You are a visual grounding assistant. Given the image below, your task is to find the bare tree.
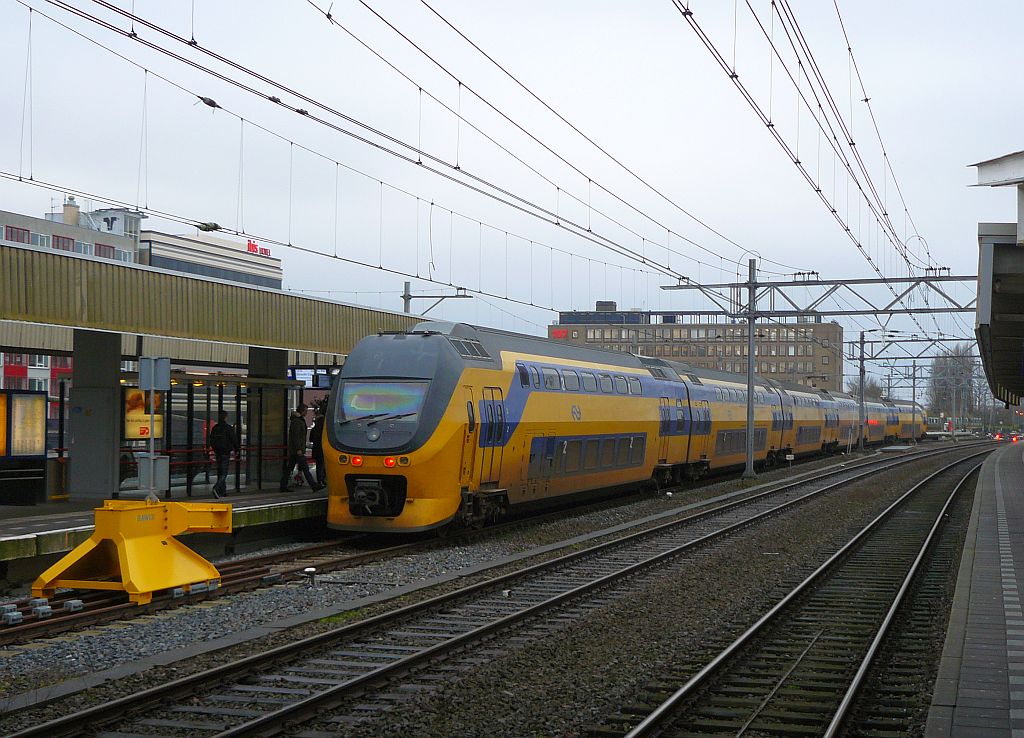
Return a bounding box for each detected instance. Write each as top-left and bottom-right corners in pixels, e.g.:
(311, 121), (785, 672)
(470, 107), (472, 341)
(927, 344), (979, 416)
(846, 376), (884, 399)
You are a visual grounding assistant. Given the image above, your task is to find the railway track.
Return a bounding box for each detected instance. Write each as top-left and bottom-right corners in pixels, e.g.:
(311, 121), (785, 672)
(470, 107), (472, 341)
(601, 451), (987, 738)
(5, 444), (984, 737)
(0, 445), (944, 646)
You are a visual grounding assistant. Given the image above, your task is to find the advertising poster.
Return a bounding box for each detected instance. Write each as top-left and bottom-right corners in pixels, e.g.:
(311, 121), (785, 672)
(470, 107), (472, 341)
(124, 389), (164, 439)
(0, 394), (7, 456)
(10, 393), (46, 456)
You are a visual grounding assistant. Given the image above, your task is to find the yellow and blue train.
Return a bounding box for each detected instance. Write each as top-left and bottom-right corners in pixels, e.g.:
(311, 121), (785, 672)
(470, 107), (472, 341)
(324, 322), (926, 533)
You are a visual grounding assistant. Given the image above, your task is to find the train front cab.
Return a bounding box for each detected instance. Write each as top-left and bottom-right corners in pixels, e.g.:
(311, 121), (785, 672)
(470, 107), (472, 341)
(324, 332), (473, 533)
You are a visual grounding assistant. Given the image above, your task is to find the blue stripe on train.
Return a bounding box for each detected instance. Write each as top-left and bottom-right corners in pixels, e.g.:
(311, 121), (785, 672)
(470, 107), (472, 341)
(477, 362), (708, 449)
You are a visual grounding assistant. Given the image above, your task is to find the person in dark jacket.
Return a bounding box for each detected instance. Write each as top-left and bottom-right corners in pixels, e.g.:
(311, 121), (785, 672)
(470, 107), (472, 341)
(311, 403), (327, 487)
(207, 410), (239, 499)
(281, 403), (322, 492)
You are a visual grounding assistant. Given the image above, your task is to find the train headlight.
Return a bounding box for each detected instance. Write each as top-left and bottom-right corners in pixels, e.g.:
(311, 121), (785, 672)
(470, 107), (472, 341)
(366, 427), (382, 442)
(339, 454), (349, 464)
(398, 456), (410, 466)
(383, 456), (397, 468)
(351, 455), (363, 466)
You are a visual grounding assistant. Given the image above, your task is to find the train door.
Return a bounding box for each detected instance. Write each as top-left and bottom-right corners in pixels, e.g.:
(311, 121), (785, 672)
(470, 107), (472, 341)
(522, 431), (553, 498)
(658, 397), (671, 463)
(459, 386), (477, 488)
(690, 400), (710, 460)
(479, 387), (505, 488)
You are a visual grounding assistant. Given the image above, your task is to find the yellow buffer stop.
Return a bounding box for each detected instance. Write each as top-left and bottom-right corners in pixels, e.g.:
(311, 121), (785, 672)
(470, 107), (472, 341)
(32, 499), (232, 605)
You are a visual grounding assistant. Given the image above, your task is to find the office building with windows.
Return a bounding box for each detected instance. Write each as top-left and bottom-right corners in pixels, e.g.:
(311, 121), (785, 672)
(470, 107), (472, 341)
(1, 197), (139, 264)
(1, 197), (283, 408)
(138, 232), (282, 289)
(549, 302), (844, 392)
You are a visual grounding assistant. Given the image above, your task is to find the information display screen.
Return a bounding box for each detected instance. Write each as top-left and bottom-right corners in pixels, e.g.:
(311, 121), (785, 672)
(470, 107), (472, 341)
(124, 389), (164, 439)
(10, 393), (46, 456)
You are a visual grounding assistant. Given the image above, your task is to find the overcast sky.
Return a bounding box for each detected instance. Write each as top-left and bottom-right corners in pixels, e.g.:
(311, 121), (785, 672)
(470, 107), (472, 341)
(0, 0), (1018, 396)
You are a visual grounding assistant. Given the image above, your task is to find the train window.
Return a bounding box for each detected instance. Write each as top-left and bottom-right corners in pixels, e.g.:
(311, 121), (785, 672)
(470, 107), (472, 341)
(494, 404), (504, 442)
(485, 404), (494, 442)
(542, 367), (561, 390)
(615, 437), (631, 466)
(614, 375), (628, 394)
(581, 372), (598, 392)
(628, 377), (642, 395)
(530, 366), (541, 388)
(584, 439), (600, 469)
(563, 371), (581, 391)
(565, 440), (582, 472)
(630, 435), (646, 464)
(600, 439), (616, 467)
(715, 388), (723, 401)
(467, 401), (476, 432)
(516, 363), (529, 387)
(599, 374), (613, 393)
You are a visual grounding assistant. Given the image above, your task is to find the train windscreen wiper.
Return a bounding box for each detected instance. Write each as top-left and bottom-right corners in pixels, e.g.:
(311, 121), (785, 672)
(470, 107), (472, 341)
(365, 412), (417, 426)
(337, 412), (389, 426)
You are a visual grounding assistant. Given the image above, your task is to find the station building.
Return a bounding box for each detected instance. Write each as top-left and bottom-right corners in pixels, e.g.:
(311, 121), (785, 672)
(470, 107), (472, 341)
(550, 301), (844, 392)
(0, 198), (284, 397)
(0, 197), (377, 501)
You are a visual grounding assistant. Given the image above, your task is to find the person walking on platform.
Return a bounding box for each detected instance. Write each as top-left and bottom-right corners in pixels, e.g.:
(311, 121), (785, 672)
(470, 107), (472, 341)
(281, 403), (322, 492)
(208, 410), (239, 499)
(311, 402), (327, 488)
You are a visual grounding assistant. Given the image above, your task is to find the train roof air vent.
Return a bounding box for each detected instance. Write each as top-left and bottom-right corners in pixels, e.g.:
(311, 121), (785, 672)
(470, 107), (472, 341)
(449, 338), (491, 360)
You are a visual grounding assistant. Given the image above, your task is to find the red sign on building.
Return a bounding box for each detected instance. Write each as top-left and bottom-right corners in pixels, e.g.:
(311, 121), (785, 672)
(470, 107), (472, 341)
(550, 328), (568, 339)
(247, 239), (272, 258)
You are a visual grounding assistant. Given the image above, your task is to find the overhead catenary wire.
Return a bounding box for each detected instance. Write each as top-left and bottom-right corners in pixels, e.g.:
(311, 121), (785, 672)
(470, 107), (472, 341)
(32, 0), (682, 286)
(80, 0), (709, 282)
(672, 1), (931, 337)
(830, 0), (929, 265)
(0, 166), (578, 318)
(347, 0), (807, 276)
(772, 0), (922, 271)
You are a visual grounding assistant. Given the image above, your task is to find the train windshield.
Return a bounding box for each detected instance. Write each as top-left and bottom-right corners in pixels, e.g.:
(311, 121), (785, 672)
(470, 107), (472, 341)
(338, 381), (429, 422)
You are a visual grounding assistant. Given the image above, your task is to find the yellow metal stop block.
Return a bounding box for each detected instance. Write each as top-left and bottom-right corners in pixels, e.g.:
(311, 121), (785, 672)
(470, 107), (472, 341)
(32, 499), (232, 605)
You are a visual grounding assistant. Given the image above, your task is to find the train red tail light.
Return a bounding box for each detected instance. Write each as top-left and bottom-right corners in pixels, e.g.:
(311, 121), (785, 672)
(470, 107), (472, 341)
(351, 455), (364, 466)
(383, 456), (397, 468)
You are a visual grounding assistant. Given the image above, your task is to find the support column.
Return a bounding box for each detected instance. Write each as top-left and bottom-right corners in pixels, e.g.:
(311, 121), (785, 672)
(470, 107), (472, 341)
(248, 347), (288, 490)
(68, 330), (122, 499)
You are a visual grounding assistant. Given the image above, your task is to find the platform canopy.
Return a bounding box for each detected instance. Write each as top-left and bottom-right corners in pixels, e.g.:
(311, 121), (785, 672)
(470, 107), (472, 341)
(0, 243), (419, 359)
(977, 224), (1024, 406)
(973, 150), (1024, 406)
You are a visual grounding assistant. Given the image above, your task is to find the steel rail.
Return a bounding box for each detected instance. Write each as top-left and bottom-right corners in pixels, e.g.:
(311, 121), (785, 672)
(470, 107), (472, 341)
(821, 463), (982, 737)
(623, 450), (990, 737)
(0, 445), (943, 645)
(6, 444), (979, 737)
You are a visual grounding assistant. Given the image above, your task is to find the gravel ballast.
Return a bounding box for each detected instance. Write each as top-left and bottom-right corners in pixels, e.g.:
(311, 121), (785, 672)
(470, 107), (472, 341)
(0, 446), (963, 732)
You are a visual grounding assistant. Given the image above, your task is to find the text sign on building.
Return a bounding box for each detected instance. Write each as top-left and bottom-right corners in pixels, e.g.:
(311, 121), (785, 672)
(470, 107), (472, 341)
(246, 239), (272, 257)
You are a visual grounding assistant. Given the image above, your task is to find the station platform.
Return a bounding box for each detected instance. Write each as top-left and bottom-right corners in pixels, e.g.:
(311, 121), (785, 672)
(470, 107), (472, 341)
(929, 443), (1024, 737)
(0, 483), (328, 589)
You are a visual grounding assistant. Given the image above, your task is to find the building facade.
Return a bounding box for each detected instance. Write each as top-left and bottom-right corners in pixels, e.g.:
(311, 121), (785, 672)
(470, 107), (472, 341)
(1, 198), (284, 400)
(550, 302), (844, 392)
(138, 232), (282, 289)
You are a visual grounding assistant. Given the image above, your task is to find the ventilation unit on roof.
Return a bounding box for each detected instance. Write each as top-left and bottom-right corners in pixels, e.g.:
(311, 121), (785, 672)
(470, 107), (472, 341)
(450, 338), (491, 360)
